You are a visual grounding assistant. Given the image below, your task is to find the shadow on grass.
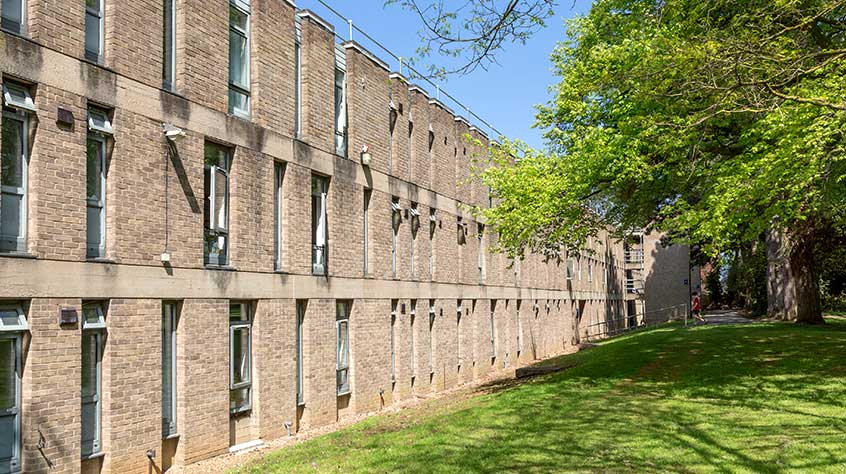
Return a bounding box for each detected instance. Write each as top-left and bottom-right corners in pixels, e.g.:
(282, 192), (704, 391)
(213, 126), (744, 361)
(237, 319), (846, 474)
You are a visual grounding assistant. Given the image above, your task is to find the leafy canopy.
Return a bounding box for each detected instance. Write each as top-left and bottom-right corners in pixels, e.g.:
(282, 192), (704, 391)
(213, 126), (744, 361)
(479, 0), (846, 259)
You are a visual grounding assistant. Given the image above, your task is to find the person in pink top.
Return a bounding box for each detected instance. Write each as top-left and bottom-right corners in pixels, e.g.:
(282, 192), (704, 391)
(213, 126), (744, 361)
(692, 291), (706, 324)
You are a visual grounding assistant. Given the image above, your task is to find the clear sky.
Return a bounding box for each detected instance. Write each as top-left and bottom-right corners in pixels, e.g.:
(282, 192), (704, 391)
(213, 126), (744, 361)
(298, 0), (595, 150)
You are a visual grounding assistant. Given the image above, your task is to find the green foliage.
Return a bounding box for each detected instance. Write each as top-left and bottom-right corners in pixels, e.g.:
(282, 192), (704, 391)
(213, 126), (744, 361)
(725, 242), (769, 315)
(234, 320), (846, 473)
(478, 0), (846, 259)
(704, 268), (723, 308)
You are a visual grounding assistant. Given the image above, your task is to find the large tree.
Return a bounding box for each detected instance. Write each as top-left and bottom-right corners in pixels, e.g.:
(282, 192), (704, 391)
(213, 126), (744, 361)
(477, 0), (846, 324)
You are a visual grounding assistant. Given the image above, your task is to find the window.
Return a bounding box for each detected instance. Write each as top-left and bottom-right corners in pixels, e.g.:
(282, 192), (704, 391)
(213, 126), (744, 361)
(516, 301), (523, 356)
(295, 300), (305, 406)
(274, 163), (284, 271)
(390, 300), (397, 382)
(566, 258), (574, 280)
(1, 0), (25, 34)
(577, 257), (582, 281)
(84, 0), (104, 63)
(489, 300), (496, 358)
(363, 190), (371, 275)
(427, 301), (434, 374)
(228, 0), (250, 117)
(204, 143), (230, 266)
(229, 302), (252, 414)
(391, 197), (400, 278)
(81, 302), (105, 458)
(336, 301), (350, 396)
(86, 107), (111, 259)
(428, 209), (436, 278)
(311, 175), (328, 275)
(457, 216), (466, 245)
(0, 303), (26, 474)
(388, 99), (397, 174)
(410, 203), (419, 278)
(477, 223), (485, 283)
(409, 303), (416, 380)
(334, 45), (347, 157)
(1, 82), (32, 254)
(588, 261), (593, 283)
(162, 0), (176, 90)
(294, 16), (302, 138)
(456, 301), (462, 370)
(162, 302), (177, 438)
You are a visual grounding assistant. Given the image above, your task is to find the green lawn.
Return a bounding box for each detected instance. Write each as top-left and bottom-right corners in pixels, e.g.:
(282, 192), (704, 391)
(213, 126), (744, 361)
(235, 319), (846, 474)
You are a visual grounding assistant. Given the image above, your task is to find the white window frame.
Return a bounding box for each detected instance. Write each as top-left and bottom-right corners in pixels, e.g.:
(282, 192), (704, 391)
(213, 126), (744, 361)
(162, 0), (176, 90)
(228, 0), (251, 118)
(0, 103), (28, 254)
(294, 16), (302, 138)
(84, 0), (104, 63)
(489, 301), (496, 358)
(161, 302), (178, 438)
(311, 175), (328, 275)
(274, 163), (284, 271)
(428, 209), (436, 278)
(335, 301), (350, 396)
(456, 301), (462, 370)
(334, 46), (347, 157)
(409, 203), (419, 278)
(391, 197), (401, 278)
(409, 302), (416, 380)
(390, 301), (397, 383)
(81, 302), (105, 458)
(204, 143), (230, 266)
(0, 303), (26, 474)
(1, 0), (26, 35)
(85, 125), (108, 260)
(477, 223), (485, 283)
(363, 189), (371, 275)
(229, 302), (252, 414)
(296, 300), (305, 406)
(427, 301), (434, 375)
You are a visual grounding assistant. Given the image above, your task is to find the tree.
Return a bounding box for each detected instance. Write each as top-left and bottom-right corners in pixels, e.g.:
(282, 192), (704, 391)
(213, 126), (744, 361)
(385, 0), (557, 78)
(478, 0), (846, 324)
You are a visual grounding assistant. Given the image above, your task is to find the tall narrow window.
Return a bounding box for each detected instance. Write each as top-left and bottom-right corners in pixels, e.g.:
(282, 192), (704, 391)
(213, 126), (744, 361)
(81, 302), (106, 458)
(516, 301), (523, 356)
(229, 302), (252, 413)
(363, 189), (371, 275)
(566, 258), (574, 280)
(388, 99), (397, 174)
(86, 107), (111, 259)
(162, 302), (177, 438)
(229, 0), (250, 117)
(296, 300), (305, 405)
(274, 163), (284, 271)
(294, 15), (302, 138)
(428, 209), (436, 279)
(336, 301), (350, 396)
(311, 175), (328, 275)
(0, 303), (27, 474)
(477, 223), (485, 283)
(334, 45), (347, 157)
(456, 301), (462, 371)
(489, 300), (496, 358)
(391, 197), (401, 278)
(409, 304), (416, 381)
(1, 0), (25, 34)
(409, 203), (419, 278)
(204, 143), (230, 266)
(1, 82), (33, 254)
(588, 261), (593, 284)
(390, 300), (397, 383)
(162, 0), (176, 90)
(84, 0), (104, 62)
(427, 301), (434, 374)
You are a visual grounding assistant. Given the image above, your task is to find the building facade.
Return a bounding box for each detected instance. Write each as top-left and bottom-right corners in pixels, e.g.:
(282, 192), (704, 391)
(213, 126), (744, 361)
(0, 1), (648, 473)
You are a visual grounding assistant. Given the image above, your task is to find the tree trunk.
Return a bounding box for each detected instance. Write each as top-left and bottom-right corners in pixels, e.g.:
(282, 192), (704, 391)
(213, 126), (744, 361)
(766, 222), (824, 324)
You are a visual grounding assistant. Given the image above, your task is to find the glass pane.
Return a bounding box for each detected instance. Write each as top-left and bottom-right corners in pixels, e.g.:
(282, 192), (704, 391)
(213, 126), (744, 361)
(84, 11), (100, 59)
(162, 0), (175, 87)
(0, 193), (21, 240)
(0, 414), (13, 460)
(0, 310), (18, 327)
(1, 118), (23, 188)
(161, 307), (174, 432)
(86, 205), (102, 254)
(231, 327), (249, 385)
(229, 387), (249, 412)
(1, 0), (22, 31)
(86, 139), (102, 200)
(0, 339), (15, 409)
(81, 401), (96, 444)
(229, 303), (248, 322)
(228, 88), (249, 116)
(81, 334), (97, 397)
(86, 0), (99, 9)
(214, 169), (227, 230)
(228, 17), (248, 89)
(229, 5), (247, 30)
(337, 321), (348, 367)
(336, 368), (348, 393)
(203, 143), (227, 168)
(83, 306), (102, 325)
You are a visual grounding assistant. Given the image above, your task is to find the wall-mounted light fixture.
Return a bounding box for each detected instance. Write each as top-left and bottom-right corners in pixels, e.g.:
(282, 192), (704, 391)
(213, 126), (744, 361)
(360, 144), (372, 166)
(162, 123), (185, 142)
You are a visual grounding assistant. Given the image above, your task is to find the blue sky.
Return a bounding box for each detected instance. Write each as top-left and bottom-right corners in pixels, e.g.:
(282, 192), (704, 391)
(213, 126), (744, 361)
(298, 0), (594, 150)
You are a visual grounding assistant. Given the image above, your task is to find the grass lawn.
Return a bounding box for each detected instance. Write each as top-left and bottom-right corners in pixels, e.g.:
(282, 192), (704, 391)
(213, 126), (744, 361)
(234, 319), (846, 474)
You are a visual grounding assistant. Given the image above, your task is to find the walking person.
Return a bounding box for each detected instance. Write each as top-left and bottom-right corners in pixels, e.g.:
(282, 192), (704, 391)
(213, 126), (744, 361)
(692, 291), (706, 324)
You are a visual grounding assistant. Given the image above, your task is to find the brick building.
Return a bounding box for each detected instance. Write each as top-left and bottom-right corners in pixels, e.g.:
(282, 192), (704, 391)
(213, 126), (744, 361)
(0, 1), (653, 473)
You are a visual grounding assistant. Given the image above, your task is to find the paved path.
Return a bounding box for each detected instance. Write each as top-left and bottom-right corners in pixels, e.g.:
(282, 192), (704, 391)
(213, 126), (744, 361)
(694, 310), (753, 326)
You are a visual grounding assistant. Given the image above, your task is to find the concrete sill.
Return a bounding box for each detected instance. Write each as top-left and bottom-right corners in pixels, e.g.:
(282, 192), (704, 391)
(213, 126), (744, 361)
(337, 391), (351, 398)
(86, 258), (116, 264)
(229, 440), (264, 454)
(164, 433), (180, 441)
(0, 252), (36, 260)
